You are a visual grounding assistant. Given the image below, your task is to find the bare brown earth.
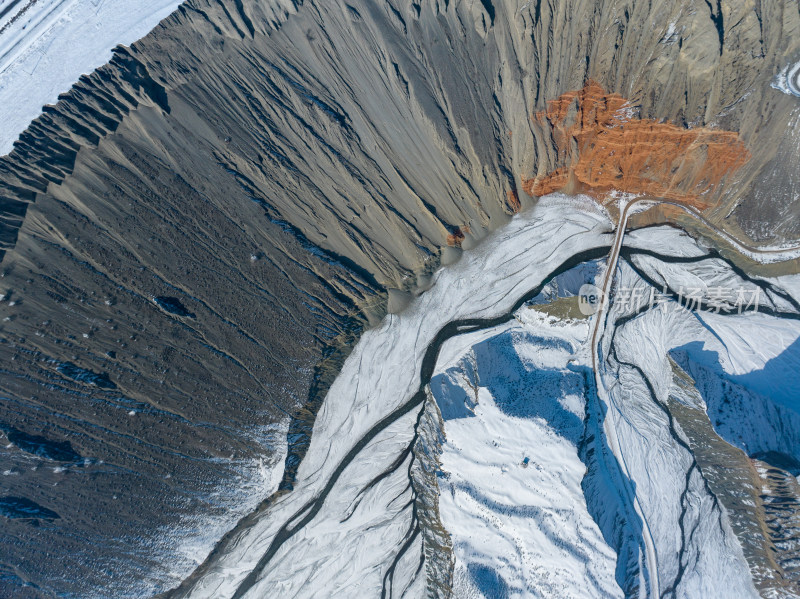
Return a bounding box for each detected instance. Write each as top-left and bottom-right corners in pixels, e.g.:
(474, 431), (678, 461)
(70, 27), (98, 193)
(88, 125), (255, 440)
(522, 81), (751, 210)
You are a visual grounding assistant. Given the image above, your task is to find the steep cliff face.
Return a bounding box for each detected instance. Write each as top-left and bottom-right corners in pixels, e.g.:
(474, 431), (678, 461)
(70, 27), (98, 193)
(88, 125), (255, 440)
(2, 0), (799, 269)
(0, 0), (799, 596)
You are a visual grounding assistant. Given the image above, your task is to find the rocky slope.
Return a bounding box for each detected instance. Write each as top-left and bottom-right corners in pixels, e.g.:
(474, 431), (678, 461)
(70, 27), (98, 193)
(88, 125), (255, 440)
(0, 0), (799, 596)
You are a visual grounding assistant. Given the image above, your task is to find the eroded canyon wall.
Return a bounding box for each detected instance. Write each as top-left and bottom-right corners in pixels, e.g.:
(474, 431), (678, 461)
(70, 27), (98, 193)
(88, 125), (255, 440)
(0, 0), (799, 595)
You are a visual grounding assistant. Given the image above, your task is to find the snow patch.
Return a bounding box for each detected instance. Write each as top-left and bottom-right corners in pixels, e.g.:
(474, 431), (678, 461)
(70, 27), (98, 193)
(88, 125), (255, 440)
(0, 0), (182, 155)
(772, 60), (800, 98)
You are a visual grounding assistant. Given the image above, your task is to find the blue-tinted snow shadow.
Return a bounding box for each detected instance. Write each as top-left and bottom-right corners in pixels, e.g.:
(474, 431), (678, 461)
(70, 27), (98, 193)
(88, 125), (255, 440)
(673, 336), (800, 412)
(528, 259), (604, 305)
(671, 337), (800, 466)
(572, 363), (645, 597)
(431, 329), (646, 596)
(431, 331), (584, 442)
(467, 563), (510, 599)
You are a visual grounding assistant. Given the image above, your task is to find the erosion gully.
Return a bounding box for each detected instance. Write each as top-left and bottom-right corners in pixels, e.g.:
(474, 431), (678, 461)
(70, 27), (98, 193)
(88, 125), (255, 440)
(170, 212), (800, 599)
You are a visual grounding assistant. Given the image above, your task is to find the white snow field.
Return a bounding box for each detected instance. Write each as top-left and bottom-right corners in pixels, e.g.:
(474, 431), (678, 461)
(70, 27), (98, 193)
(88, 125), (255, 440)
(596, 262), (761, 599)
(431, 310), (624, 599)
(622, 251), (800, 458)
(173, 195), (616, 598)
(170, 198), (800, 598)
(0, 0), (182, 155)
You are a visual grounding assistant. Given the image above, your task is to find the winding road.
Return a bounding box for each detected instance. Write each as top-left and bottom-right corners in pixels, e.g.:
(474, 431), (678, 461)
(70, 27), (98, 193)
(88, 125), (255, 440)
(588, 196), (800, 597)
(589, 198), (661, 597)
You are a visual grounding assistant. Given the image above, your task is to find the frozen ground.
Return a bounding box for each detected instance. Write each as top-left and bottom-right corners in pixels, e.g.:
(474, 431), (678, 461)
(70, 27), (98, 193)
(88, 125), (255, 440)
(773, 60), (800, 98)
(431, 310), (623, 598)
(151, 420), (290, 596)
(170, 195), (616, 598)
(429, 248), (784, 598)
(165, 198), (800, 598)
(0, 0), (182, 155)
(606, 232), (800, 597)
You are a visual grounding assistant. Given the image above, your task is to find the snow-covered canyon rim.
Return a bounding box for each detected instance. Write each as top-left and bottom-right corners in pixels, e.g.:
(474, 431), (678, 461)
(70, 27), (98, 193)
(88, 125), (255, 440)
(0, 0), (183, 155)
(161, 195), (800, 599)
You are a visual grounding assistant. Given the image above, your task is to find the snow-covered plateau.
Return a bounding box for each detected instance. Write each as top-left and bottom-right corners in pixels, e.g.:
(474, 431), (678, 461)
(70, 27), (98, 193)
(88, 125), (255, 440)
(163, 196), (800, 599)
(0, 0), (182, 155)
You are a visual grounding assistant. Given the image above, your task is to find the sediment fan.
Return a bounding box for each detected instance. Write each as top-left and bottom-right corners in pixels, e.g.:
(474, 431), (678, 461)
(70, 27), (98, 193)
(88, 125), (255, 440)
(0, 0), (799, 598)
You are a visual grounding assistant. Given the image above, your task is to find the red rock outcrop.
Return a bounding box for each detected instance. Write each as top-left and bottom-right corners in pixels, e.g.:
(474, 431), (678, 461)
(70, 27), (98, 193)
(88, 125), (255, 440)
(446, 225), (470, 246)
(506, 190), (522, 214)
(522, 81), (750, 209)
